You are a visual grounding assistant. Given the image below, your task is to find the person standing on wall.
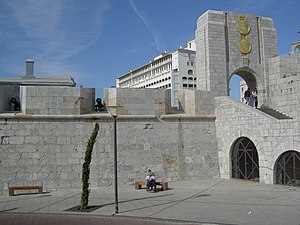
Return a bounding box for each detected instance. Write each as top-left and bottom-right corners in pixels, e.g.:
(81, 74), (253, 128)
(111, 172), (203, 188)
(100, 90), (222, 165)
(244, 88), (251, 105)
(252, 88), (258, 108)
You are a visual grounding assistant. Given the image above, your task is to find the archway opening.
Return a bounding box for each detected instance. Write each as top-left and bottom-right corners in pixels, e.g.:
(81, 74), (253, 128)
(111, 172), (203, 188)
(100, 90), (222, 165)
(274, 150), (300, 186)
(231, 137), (259, 181)
(229, 70), (257, 103)
(229, 74), (244, 101)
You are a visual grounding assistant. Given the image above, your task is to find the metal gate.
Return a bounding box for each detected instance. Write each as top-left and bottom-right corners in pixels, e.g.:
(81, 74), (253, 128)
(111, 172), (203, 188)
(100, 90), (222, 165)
(231, 137), (259, 181)
(275, 151), (300, 186)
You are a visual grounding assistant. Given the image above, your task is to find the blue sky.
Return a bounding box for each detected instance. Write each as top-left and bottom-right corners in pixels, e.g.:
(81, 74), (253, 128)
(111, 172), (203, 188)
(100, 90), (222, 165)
(0, 0), (299, 99)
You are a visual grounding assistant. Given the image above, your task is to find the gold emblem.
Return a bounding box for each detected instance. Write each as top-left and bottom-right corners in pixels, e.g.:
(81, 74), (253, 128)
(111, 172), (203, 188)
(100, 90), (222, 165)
(237, 17), (250, 35)
(238, 36), (251, 54)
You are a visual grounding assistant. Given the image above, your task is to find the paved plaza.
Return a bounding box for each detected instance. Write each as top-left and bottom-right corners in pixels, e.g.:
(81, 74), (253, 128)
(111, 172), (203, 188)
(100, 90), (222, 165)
(0, 179), (299, 225)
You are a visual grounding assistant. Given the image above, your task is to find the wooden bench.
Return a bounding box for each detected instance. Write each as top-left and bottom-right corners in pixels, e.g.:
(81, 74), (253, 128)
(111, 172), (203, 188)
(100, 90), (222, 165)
(8, 186), (43, 196)
(135, 181), (168, 191)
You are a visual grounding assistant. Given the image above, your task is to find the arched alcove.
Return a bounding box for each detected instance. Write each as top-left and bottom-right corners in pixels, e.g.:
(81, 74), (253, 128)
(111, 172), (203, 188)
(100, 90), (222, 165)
(274, 150), (300, 186)
(231, 137), (259, 181)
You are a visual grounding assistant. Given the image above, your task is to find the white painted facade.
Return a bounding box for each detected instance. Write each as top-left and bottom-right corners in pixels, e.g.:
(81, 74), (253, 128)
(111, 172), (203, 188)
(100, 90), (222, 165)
(239, 80), (247, 103)
(116, 39), (196, 108)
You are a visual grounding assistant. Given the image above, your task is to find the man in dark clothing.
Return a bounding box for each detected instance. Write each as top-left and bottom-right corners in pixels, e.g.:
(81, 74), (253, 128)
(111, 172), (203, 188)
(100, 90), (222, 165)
(244, 88), (251, 105)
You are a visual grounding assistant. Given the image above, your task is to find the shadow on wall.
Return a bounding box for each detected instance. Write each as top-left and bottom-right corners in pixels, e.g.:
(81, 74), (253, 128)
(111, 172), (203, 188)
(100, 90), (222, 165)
(0, 85), (20, 113)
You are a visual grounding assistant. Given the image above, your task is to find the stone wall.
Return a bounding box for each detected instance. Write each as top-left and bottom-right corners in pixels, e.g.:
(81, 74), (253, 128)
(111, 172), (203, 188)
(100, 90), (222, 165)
(214, 96), (299, 184)
(268, 54), (300, 119)
(196, 10), (278, 103)
(0, 114), (219, 195)
(104, 88), (171, 116)
(21, 86), (95, 115)
(178, 90), (215, 115)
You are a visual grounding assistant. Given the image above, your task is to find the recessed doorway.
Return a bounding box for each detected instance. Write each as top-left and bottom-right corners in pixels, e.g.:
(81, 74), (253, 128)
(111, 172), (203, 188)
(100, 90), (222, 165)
(231, 137), (259, 181)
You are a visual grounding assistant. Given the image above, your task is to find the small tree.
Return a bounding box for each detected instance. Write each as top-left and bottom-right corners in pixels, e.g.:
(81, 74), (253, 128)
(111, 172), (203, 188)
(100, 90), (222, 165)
(80, 123), (99, 211)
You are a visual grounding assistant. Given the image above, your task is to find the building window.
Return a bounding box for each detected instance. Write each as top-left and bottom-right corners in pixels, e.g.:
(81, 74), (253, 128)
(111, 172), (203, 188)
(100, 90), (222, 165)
(188, 84), (193, 87)
(188, 77), (193, 80)
(188, 70), (193, 75)
(183, 84), (187, 87)
(182, 77), (187, 80)
(191, 62), (194, 66)
(187, 62), (189, 66)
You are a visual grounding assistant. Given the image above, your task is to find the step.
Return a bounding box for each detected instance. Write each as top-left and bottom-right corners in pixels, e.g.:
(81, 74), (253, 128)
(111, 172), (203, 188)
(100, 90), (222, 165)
(257, 105), (292, 120)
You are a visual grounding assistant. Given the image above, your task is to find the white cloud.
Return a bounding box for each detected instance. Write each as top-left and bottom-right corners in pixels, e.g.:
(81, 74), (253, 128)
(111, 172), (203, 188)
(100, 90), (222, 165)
(2, 0), (110, 60)
(0, 0), (111, 79)
(129, 0), (165, 53)
(5, 0), (63, 39)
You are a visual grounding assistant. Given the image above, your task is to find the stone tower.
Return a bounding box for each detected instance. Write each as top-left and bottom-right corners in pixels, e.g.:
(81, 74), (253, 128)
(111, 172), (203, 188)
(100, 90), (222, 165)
(196, 10), (278, 105)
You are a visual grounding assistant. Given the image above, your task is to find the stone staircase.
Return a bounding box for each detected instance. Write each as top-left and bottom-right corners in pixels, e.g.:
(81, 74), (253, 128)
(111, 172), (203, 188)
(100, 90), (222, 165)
(257, 105), (293, 120)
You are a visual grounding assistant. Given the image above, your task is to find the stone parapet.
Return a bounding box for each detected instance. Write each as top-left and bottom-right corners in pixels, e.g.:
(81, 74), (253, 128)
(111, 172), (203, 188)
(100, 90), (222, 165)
(20, 86), (95, 115)
(104, 88), (171, 116)
(178, 90), (215, 116)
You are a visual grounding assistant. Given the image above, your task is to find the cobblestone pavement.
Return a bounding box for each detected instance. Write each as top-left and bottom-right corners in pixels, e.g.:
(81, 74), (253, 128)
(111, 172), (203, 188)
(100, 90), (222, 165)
(0, 179), (299, 225)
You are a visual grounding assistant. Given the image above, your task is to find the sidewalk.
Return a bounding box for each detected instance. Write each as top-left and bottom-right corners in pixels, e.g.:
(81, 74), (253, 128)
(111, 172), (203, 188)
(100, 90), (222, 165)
(0, 179), (299, 225)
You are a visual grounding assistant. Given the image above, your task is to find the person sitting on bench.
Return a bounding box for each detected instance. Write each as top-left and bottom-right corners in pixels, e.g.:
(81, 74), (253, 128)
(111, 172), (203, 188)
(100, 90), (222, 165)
(145, 169), (156, 192)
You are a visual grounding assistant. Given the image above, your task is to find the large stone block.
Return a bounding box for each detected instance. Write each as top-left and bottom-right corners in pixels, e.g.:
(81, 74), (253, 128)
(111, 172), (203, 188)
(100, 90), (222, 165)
(21, 86), (95, 115)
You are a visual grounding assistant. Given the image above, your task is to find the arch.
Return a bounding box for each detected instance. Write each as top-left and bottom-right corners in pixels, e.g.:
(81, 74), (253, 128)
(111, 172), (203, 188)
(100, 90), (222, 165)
(217, 127), (261, 180)
(274, 150), (300, 186)
(230, 67), (263, 93)
(230, 137), (259, 181)
(229, 67), (264, 105)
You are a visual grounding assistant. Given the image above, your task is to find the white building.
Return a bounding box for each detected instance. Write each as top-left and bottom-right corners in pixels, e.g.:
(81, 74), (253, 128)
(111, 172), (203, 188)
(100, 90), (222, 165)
(239, 79), (247, 103)
(116, 39), (196, 108)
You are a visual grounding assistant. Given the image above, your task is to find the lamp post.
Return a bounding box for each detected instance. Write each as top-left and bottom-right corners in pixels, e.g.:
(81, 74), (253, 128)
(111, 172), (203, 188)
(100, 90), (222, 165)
(106, 106), (119, 214)
(112, 114), (118, 214)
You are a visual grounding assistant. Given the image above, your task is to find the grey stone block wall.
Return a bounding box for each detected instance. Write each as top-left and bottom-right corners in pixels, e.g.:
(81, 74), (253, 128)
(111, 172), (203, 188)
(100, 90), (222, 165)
(268, 54), (300, 119)
(178, 90), (215, 115)
(196, 10), (227, 96)
(104, 88), (171, 116)
(21, 86), (95, 115)
(0, 114), (219, 195)
(196, 10), (278, 105)
(214, 96), (299, 184)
